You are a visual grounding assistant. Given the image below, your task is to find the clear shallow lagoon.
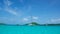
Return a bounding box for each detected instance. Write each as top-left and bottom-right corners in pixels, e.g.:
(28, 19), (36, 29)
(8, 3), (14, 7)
(0, 25), (60, 34)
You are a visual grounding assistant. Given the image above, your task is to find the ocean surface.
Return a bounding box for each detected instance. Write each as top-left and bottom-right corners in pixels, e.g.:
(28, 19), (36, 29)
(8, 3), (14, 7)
(0, 25), (60, 34)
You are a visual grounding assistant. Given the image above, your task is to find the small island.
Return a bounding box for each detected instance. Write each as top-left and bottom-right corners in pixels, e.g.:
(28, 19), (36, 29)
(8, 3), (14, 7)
(24, 22), (40, 26)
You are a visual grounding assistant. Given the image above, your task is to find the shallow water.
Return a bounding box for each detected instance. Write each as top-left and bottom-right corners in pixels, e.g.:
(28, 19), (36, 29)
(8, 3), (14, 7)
(0, 25), (60, 34)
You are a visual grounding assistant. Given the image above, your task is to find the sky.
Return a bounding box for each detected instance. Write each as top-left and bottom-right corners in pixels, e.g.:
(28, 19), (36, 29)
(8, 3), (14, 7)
(0, 0), (60, 25)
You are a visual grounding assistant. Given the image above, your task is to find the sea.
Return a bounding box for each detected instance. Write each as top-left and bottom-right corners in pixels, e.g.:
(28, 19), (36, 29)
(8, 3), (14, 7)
(0, 25), (60, 34)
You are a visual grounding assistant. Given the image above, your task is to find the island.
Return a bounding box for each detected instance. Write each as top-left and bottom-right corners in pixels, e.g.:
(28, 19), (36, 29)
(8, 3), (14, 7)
(24, 22), (40, 26)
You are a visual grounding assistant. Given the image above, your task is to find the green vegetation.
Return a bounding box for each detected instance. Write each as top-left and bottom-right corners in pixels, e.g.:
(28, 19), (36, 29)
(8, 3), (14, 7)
(0, 22), (60, 26)
(24, 22), (60, 26)
(24, 22), (40, 26)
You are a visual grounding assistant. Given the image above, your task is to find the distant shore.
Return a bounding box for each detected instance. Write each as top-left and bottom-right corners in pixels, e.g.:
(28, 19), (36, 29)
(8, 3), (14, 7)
(0, 23), (60, 26)
(0, 24), (60, 26)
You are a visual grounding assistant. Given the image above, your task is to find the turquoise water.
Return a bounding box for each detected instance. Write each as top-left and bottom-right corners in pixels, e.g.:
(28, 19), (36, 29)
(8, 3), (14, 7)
(0, 25), (60, 34)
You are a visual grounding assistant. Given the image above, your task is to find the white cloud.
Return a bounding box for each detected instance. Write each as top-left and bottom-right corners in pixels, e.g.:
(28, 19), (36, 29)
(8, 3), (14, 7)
(3, 0), (32, 16)
(8, 10), (17, 16)
(51, 18), (60, 23)
(7, 0), (13, 6)
(3, 0), (19, 16)
(4, 0), (13, 6)
(32, 16), (38, 20)
(47, 18), (60, 24)
(5, 8), (18, 16)
(22, 18), (29, 21)
(22, 16), (39, 22)
(22, 16), (31, 22)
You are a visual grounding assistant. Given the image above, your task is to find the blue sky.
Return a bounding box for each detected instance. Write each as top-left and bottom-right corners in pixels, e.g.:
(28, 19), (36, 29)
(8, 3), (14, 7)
(0, 0), (60, 25)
